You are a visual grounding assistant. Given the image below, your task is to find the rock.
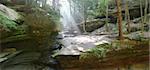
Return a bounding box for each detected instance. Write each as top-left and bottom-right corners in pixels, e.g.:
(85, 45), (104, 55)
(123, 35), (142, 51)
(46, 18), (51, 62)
(91, 24), (116, 35)
(0, 52), (41, 70)
(125, 31), (150, 41)
(0, 4), (21, 20)
(78, 19), (105, 32)
(56, 34), (64, 39)
(57, 35), (112, 55)
(0, 34), (30, 44)
(0, 10), (19, 39)
(94, 16), (117, 23)
(129, 22), (149, 32)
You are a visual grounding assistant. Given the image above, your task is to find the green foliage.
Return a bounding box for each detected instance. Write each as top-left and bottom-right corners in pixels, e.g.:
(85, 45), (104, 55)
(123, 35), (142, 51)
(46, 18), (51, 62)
(71, 0), (99, 19)
(89, 46), (108, 58)
(95, 0), (109, 16)
(112, 21), (127, 33)
(11, 25), (27, 35)
(71, 0), (110, 20)
(80, 43), (111, 59)
(31, 5), (61, 31)
(80, 39), (138, 59)
(43, 5), (60, 24)
(0, 11), (18, 31)
(25, 11), (58, 48)
(26, 14), (50, 34)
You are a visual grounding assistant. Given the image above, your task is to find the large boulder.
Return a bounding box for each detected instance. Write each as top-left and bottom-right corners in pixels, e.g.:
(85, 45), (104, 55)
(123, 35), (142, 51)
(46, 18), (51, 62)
(125, 31), (150, 41)
(78, 19), (105, 32)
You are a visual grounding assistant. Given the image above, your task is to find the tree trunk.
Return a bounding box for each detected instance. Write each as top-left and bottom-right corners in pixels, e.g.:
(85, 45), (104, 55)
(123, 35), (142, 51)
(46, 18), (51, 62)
(41, 0), (45, 7)
(83, 19), (87, 33)
(116, 0), (123, 40)
(125, 0), (131, 33)
(140, 0), (144, 33)
(25, 0), (28, 5)
(144, 0), (148, 23)
(105, 3), (109, 32)
(43, 0), (47, 8)
(83, 2), (87, 33)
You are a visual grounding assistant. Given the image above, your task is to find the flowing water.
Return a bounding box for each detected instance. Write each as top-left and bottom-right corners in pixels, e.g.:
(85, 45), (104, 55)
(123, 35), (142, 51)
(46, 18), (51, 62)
(59, 0), (81, 35)
(58, 0), (111, 55)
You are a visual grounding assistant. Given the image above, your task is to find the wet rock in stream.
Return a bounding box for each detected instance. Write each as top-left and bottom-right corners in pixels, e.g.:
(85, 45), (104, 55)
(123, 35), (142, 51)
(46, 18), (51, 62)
(57, 35), (112, 55)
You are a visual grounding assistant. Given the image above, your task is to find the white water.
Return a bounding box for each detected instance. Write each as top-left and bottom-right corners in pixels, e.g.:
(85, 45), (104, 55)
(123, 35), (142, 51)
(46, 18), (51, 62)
(59, 0), (81, 34)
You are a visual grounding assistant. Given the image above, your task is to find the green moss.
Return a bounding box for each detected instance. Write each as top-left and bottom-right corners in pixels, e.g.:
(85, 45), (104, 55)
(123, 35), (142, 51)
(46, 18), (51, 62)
(0, 11), (18, 31)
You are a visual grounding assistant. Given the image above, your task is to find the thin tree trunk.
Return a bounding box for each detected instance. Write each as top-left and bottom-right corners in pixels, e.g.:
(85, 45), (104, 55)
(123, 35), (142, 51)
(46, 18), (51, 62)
(125, 0), (131, 33)
(41, 0), (45, 7)
(140, 0), (144, 33)
(144, 0), (148, 23)
(105, 3), (109, 32)
(83, 18), (87, 33)
(116, 0), (123, 40)
(83, 2), (87, 33)
(25, 0), (28, 5)
(43, 0), (47, 8)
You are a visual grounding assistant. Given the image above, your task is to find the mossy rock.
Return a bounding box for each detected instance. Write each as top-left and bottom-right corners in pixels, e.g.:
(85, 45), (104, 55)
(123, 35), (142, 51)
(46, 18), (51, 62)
(78, 19), (105, 32)
(0, 11), (18, 30)
(0, 4), (22, 20)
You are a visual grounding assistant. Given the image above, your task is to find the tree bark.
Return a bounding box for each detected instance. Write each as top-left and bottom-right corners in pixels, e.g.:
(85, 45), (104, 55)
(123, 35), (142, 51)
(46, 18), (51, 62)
(125, 0), (131, 33)
(140, 0), (144, 33)
(43, 0), (47, 8)
(105, 3), (109, 32)
(144, 0), (148, 23)
(116, 0), (123, 40)
(25, 0), (28, 5)
(83, 2), (87, 33)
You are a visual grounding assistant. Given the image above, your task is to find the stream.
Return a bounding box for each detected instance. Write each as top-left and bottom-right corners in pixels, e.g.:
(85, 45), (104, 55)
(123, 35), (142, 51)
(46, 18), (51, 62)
(57, 0), (112, 55)
(0, 0), (111, 70)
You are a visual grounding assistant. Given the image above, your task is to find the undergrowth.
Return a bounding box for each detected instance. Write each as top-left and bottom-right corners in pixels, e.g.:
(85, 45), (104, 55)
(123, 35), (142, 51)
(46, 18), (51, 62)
(80, 43), (112, 59)
(79, 39), (142, 60)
